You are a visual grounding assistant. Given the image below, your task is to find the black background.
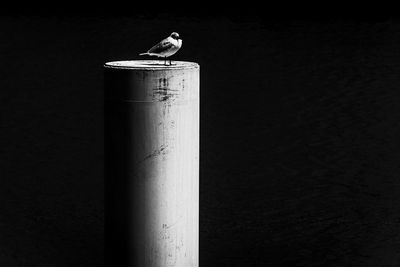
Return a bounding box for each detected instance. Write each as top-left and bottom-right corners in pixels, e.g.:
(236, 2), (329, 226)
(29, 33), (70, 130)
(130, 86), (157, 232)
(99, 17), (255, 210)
(1, 5), (400, 267)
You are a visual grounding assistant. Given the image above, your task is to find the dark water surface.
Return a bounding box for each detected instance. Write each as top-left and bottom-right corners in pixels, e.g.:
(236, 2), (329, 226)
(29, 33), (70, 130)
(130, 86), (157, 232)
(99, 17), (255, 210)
(1, 16), (400, 266)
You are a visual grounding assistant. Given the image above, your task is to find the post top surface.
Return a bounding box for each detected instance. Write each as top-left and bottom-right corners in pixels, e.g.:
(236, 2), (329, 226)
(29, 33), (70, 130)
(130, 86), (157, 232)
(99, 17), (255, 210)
(104, 60), (199, 70)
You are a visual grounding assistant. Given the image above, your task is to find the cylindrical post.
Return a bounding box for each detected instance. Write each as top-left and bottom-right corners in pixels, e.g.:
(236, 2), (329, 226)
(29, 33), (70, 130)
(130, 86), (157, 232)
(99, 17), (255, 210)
(104, 60), (199, 267)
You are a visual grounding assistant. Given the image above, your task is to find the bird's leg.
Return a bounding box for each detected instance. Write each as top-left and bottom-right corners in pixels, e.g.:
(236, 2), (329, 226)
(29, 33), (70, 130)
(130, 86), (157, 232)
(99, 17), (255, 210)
(169, 59), (172, 65)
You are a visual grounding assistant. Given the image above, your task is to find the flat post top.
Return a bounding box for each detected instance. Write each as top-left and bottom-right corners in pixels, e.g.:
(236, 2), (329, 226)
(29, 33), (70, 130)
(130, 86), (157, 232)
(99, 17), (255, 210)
(104, 60), (199, 70)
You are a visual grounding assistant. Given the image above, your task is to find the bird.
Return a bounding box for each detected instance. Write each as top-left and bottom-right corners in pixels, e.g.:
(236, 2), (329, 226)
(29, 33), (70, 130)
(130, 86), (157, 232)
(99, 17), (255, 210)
(139, 32), (182, 65)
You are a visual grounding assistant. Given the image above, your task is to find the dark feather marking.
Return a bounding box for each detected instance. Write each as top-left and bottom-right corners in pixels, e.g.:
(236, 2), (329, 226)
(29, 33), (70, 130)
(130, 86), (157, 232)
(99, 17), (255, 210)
(148, 40), (173, 54)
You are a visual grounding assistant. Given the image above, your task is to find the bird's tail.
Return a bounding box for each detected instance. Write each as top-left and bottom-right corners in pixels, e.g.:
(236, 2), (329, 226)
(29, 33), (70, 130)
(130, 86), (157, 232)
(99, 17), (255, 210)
(139, 52), (149, 56)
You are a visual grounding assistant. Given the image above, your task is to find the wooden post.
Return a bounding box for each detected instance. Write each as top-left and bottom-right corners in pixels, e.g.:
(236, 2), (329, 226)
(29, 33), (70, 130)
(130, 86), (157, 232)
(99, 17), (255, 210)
(104, 60), (199, 267)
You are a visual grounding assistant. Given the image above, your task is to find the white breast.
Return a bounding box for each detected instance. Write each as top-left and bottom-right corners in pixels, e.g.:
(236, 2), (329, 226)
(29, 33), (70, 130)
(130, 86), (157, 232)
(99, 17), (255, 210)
(177, 39), (182, 49)
(163, 38), (182, 57)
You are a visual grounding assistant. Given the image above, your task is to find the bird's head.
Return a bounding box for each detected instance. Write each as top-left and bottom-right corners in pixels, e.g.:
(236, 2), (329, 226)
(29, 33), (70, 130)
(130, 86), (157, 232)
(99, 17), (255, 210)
(170, 32), (180, 40)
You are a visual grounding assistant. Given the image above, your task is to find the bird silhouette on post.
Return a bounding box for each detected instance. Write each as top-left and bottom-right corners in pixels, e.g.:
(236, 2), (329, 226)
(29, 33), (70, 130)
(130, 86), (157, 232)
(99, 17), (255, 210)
(139, 32), (182, 65)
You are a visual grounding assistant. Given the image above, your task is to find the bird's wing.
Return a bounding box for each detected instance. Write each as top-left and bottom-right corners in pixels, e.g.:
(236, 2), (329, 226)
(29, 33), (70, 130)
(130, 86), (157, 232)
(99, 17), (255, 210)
(147, 38), (174, 54)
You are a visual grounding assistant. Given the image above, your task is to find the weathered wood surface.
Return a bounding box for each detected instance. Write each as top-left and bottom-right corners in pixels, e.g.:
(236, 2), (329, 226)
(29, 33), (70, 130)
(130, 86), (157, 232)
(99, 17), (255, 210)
(104, 60), (199, 267)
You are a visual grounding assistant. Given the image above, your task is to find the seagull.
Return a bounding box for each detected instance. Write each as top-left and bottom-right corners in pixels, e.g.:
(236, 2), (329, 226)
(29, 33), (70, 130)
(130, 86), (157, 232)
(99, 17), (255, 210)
(139, 32), (182, 65)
